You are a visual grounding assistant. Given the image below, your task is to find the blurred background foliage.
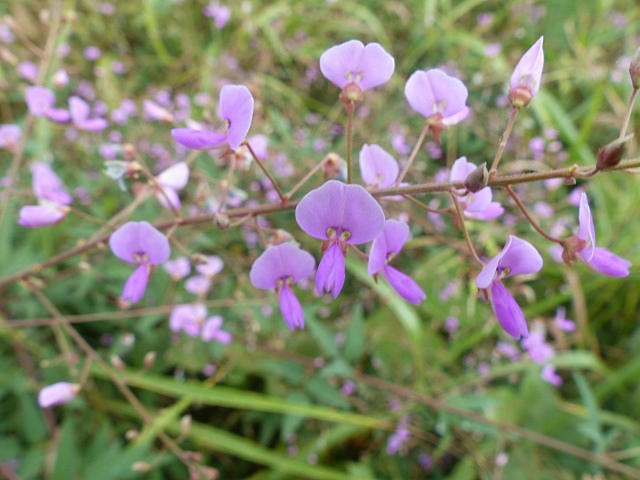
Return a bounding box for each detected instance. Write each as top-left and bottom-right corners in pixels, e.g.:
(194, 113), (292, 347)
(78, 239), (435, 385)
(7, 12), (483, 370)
(1, 0), (640, 478)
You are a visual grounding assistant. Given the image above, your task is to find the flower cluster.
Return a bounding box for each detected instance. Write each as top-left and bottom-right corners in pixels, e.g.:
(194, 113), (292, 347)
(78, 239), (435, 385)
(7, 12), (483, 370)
(19, 162), (72, 228)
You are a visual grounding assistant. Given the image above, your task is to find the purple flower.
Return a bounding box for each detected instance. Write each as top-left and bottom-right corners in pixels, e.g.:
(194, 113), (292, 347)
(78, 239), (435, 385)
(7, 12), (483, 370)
(84, 46), (102, 61)
(521, 330), (554, 363)
(509, 36), (544, 108)
(562, 193), (631, 277)
(295, 180), (385, 298)
(109, 221), (170, 303)
(170, 303), (232, 343)
(17, 61), (38, 82)
(69, 96), (108, 131)
(171, 85), (254, 151)
(368, 220), (426, 304)
(404, 69), (470, 141)
(31, 162), (72, 205)
(203, 1), (231, 29)
(476, 236), (543, 339)
(0, 124), (21, 151)
(184, 275), (212, 296)
(163, 256), (191, 280)
(449, 157), (503, 220)
(386, 418), (410, 455)
(25, 86), (70, 122)
(553, 306), (575, 332)
(38, 382), (80, 408)
(250, 243), (315, 331)
(195, 255), (224, 277)
(143, 99), (173, 122)
(541, 364), (562, 386)
(359, 144), (399, 189)
(18, 203), (69, 228)
(155, 162), (189, 209)
(319, 40), (395, 94)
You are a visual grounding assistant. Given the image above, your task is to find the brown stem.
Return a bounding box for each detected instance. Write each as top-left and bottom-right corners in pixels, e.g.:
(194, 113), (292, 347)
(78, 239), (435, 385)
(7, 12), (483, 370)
(449, 191), (483, 266)
(284, 156), (329, 200)
(396, 122), (430, 185)
(489, 107), (519, 176)
(619, 88), (639, 140)
(242, 140), (285, 201)
(346, 106), (354, 183)
(504, 185), (562, 243)
(26, 284), (198, 471)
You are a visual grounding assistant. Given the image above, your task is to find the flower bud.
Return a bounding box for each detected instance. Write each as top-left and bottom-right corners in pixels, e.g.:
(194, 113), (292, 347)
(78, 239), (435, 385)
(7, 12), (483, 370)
(38, 382), (80, 408)
(630, 46), (640, 89)
(322, 152), (343, 180)
(596, 134), (632, 170)
(464, 162), (489, 193)
(213, 212), (230, 230)
(509, 37), (544, 109)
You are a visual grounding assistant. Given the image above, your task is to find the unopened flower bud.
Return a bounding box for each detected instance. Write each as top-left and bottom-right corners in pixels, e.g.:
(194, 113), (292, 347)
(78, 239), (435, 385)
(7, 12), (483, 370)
(131, 462), (150, 472)
(110, 354), (126, 370)
(509, 36), (544, 109)
(629, 46), (640, 89)
(180, 414), (192, 436)
(464, 162), (489, 193)
(143, 351), (156, 368)
(596, 134), (632, 170)
(213, 212), (230, 230)
(322, 152), (343, 180)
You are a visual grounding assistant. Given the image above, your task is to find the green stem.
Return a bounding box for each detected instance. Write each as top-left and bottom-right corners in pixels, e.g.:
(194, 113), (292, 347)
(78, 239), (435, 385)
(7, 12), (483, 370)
(396, 122), (430, 185)
(619, 88), (638, 140)
(489, 107), (519, 176)
(346, 105), (354, 183)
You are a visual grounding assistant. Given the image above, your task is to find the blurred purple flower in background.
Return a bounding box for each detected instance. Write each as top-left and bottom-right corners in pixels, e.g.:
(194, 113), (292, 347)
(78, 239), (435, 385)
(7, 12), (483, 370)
(296, 180), (385, 298)
(155, 161), (189, 210)
(170, 303), (232, 343)
(250, 243), (315, 330)
(359, 144), (399, 189)
(38, 382), (80, 408)
(203, 1), (231, 28)
(25, 86), (70, 122)
(18, 162), (72, 228)
(368, 219), (426, 304)
(109, 221), (170, 303)
(69, 96), (108, 131)
(172, 84), (254, 151)
(476, 236), (543, 339)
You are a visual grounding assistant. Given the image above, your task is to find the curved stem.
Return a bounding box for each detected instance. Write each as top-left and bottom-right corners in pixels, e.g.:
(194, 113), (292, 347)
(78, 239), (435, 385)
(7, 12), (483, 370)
(619, 88), (638, 140)
(243, 140), (285, 202)
(489, 107), (519, 176)
(504, 185), (562, 243)
(396, 122), (430, 185)
(449, 190), (483, 266)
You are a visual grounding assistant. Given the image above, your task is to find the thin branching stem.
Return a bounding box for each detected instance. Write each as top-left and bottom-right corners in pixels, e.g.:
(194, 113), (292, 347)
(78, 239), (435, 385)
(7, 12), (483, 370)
(489, 107), (519, 176)
(505, 185), (562, 243)
(449, 191), (484, 266)
(619, 88), (639, 140)
(396, 122), (430, 185)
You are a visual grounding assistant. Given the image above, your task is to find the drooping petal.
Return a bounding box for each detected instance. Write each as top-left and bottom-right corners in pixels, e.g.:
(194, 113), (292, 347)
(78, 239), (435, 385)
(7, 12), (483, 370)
(582, 247), (631, 277)
(295, 180), (385, 244)
(157, 162), (189, 190)
(355, 42), (395, 91)
(463, 188), (493, 213)
(76, 117), (108, 131)
(171, 128), (227, 150)
(359, 144), (399, 188)
(156, 186), (181, 210)
(45, 108), (71, 123)
(250, 243), (316, 290)
(315, 242), (345, 298)
(476, 253), (504, 289)
(38, 382), (80, 408)
(368, 229), (388, 275)
(490, 280), (529, 339)
(465, 201), (504, 220)
(109, 221), (170, 264)
(122, 263), (151, 304)
(217, 84), (254, 150)
(279, 285), (305, 330)
(384, 265), (426, 305)
(404, 69), (469, 123)
(498, 235), (543, 277)
(577, 192), (596, 261)
(320, 40), (365, 89)
(69, 96), (90, 123)
(18, 204), (67, 228)
(510, 36), (544, 97)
